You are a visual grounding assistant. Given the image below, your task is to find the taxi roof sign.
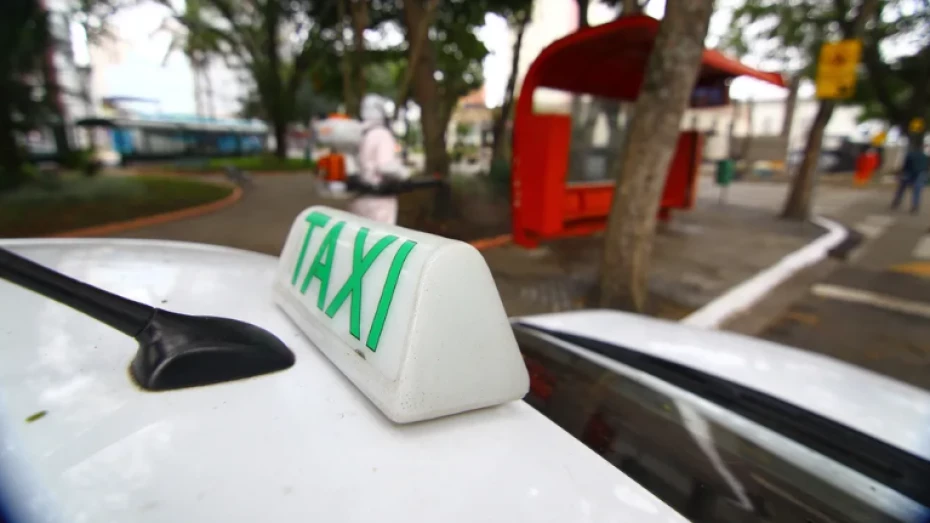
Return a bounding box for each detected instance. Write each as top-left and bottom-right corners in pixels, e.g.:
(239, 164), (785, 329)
(274, 206), (529, 423)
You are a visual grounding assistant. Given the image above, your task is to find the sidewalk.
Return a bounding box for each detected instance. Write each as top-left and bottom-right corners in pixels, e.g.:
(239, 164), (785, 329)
(483, 200), (823, 319)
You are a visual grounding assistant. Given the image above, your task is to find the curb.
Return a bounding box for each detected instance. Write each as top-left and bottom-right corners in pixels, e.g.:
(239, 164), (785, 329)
(681, 216), (848, 329)
(469, 234), (512, 251)
(48, 185), (244, 238)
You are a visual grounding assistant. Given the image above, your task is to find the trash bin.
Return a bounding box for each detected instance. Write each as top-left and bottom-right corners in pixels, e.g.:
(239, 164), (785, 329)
(716, 159), (735, 187)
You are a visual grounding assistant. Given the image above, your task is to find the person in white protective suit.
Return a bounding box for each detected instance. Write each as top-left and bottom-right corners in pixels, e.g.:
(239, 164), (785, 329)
(349, 95), (409, 224)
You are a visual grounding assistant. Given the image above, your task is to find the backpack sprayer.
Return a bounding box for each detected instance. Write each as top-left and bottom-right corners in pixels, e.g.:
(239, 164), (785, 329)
(312, 115), (443, 197)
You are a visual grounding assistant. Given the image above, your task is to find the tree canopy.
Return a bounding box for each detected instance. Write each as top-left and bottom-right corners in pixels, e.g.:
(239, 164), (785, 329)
(0, 0), (51, 189)
(725, 0), (928, 144)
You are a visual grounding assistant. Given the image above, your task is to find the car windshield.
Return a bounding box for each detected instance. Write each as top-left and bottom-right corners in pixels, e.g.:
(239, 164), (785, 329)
(514, 322), (930, 510)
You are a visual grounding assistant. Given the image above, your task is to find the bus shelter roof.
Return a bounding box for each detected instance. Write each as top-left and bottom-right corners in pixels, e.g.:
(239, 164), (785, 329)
(523, 15), (785, 103)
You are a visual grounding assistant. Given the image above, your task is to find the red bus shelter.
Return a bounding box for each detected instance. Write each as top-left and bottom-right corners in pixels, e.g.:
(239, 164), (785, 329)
(511, 15), (785, 248)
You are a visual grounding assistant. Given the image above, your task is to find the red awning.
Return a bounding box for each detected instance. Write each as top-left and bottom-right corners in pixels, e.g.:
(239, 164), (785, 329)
(525, 15), (784, 103)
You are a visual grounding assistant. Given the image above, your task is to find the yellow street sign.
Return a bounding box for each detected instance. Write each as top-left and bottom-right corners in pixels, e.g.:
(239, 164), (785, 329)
(815, 40), (862, 100)
(871, 131), (887, 146)
(910, 118), (926, 134)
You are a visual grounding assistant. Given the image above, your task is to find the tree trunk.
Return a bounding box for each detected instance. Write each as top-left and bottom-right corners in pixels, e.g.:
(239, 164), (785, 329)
(602, 99), (625, 175)
(203, 63), (216, 118)
(347, 0), (368, 118)
(193, 65), (204, 117)
(621, 0), (644, 13)
(0, 96), (26, 191)
(402, 0), (448, 179)
(491, 9), (529, 164)
(263, 2), (287, 159)
(336, 0), (356, 117)
(780, 74), (800, 167)
(736, 97), (755, 176)
(598, 0), (714, 312)
(575, 0), (589, 29)
(780, 0), (879, 219)
(781, 101), (834, 220)
(41, 43), (70, 161)
(401, 106), (410, 162)
(395, 0), (438, 118)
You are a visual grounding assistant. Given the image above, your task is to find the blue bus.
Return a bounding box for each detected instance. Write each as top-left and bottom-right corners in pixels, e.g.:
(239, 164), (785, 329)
(74, 114), (269, 164)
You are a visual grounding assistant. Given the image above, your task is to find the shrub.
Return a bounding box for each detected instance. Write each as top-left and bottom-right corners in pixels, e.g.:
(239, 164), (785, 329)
(488, 158), (511, 197)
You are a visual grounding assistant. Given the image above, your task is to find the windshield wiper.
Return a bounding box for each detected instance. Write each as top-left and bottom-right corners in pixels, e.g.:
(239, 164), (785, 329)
(516, 323), (930, 508)
(0, 246), (295, 390)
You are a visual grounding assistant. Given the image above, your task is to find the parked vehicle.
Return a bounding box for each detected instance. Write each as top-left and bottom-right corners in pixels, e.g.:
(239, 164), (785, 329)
(0, 209), (686, 523)
(514, 311), (930, 523)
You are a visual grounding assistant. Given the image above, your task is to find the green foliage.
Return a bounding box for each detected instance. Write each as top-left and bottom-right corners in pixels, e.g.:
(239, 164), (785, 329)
(432, 15), (488, 118)
(158, 0), (336, 155)
(0, 0), (52, 190)
(451, 144), (479, 162)
(455, 122), (472, 138)
(70, 0), (129, 45)
(723, 0), (849, 78)
(855, 0), (930, 134)
(60, 148), (100, 177)
(403, 122), (423, 147)
(724, 0), (929, 138)
(159, 0), (223, 101)
(178, 155), (316, 172)
(0, 175), (233, 237)
(488, 157), (512, 197)
(0, 1), (51, 134)
(366, 56), (405, 101)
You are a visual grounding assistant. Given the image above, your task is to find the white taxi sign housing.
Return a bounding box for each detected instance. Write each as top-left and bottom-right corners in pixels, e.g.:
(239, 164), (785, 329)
(274, 206), (529, 423)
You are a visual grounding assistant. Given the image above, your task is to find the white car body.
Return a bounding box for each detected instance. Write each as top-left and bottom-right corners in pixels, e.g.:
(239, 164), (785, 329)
(515, 312), (930, 521)
(0, 239), (686, 523)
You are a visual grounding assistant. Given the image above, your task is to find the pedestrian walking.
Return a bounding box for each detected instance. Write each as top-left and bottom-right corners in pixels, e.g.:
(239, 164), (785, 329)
(891, 142), (929, 213)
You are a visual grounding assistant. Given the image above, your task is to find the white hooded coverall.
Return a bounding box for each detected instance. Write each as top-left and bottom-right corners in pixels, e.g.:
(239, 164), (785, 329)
(349, 96), (406, 224)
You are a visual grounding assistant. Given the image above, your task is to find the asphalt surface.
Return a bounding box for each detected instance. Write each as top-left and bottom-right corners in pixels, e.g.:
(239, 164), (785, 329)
(757, 194), (930, 391)
(111, 173), (347, 255)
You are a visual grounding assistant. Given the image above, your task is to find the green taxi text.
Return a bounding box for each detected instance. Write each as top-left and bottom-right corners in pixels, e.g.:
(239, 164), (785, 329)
(290, 211), (416, 352)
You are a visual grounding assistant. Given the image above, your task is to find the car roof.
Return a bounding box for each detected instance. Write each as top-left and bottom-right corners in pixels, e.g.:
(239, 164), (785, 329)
(0, 239), (685, 523)
(518, 310), (930, 460)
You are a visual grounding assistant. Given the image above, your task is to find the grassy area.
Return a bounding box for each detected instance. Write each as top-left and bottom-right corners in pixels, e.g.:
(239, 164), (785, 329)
(0, 175), (234, 237)
(176, 155), (316, 172)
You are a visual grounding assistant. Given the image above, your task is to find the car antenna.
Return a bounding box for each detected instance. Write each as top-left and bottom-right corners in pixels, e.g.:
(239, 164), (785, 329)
(0, 246), (295, 391)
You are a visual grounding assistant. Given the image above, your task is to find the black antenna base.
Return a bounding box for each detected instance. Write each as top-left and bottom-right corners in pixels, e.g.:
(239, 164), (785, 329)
(131, 309), (296, 391)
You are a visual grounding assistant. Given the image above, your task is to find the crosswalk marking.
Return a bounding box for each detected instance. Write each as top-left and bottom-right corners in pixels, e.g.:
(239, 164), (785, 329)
(854, 223), (884, 239)
(855, 214), (895, 239)
(812, 284), (930, 320)
(913, 236), (930, 259)
(863, 215), (895, 228)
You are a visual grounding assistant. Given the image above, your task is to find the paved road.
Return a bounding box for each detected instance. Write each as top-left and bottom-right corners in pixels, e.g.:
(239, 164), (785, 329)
(756, 192), (930, 391)
(111, 174), (344, 255)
